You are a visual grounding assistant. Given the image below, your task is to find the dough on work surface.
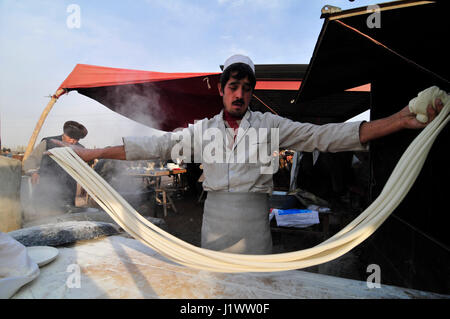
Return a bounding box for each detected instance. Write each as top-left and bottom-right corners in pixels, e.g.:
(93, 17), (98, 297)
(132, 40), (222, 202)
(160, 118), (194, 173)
(409, 86), (449, 123)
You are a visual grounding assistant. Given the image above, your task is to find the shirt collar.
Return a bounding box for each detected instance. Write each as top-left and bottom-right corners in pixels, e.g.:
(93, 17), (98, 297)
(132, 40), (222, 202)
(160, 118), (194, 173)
(217, 109), (252, 123)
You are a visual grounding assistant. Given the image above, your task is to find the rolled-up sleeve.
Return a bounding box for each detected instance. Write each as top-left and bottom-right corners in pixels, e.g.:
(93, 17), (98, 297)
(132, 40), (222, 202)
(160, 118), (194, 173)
(273, 114), (369, 152)
(122, 125), (196, 161)
(123, 135), (167, 161)
(23, 140), (47, 174)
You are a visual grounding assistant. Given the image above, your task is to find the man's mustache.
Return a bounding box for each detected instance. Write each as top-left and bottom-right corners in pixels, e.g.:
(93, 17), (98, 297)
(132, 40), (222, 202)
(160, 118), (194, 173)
(232, 99), (245, 106)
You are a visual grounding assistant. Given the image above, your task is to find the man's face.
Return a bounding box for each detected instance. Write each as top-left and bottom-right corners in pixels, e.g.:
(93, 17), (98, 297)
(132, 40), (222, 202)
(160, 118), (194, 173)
(62, 134), (79, 145)
(219, 72), (253, 117)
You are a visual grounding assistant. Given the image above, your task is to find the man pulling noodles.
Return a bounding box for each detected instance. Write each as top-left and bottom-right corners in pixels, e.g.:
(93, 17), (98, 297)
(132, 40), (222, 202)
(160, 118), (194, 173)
(50, 55), (445, 255)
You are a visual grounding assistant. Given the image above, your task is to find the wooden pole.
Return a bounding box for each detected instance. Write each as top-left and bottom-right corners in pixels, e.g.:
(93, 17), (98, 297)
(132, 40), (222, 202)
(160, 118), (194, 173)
(23, 88), (66, 162)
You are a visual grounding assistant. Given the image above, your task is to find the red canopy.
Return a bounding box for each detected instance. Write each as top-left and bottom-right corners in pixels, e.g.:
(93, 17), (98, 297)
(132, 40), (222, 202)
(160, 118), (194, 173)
(59, 64), (224, 131)
(58, 64), (310, 132)
(58, 64), (222, 90)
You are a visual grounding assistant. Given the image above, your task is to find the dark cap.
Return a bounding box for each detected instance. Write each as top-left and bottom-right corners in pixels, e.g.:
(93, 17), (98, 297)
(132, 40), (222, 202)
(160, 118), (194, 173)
(63, 121), (88, 140)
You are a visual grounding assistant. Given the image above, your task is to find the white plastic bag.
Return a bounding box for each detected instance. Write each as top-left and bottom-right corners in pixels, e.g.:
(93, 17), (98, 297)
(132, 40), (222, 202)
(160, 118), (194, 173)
(0, 232), (40, 299)
(270, 208), (320, 228)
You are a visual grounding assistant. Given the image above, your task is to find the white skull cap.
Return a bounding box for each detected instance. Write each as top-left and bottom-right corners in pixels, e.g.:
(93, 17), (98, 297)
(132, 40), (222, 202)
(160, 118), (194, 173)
(223, 54), (255, 74)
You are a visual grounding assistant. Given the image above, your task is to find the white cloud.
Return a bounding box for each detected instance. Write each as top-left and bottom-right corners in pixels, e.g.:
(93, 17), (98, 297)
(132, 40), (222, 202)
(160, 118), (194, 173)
(218, 0), (244, 7)
(218, 0), (287, 9)
(146, 0), (216, 23)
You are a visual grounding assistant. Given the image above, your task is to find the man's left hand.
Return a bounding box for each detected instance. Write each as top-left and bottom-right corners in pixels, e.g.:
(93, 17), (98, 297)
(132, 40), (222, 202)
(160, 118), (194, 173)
(398, 97), (444, 129)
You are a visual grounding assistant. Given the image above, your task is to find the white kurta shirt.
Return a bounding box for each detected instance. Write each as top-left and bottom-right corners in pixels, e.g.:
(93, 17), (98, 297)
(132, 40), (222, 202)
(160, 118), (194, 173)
(123, 109), (368, 194)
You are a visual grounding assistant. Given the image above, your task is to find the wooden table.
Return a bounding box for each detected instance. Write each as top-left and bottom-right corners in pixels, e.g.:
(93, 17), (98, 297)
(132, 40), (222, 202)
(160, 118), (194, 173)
(128, 168), (187, 177)
(127, 168), (187, 217)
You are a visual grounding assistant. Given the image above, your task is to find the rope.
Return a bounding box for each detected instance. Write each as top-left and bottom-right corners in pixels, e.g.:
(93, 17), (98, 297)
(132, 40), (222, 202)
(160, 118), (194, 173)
(334, 19), (450, 86)
(252, 94), (279, 115)
(48, 99), (449, 273)
(391, 214), (450, 253)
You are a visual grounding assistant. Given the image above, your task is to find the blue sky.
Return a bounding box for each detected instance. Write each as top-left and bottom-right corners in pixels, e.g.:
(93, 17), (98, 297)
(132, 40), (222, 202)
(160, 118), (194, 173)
(0, 0), (381, 149)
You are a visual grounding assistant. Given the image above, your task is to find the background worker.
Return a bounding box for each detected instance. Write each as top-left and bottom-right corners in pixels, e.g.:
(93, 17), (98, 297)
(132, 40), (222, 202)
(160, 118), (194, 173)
(1, 148), (12, 157)
(50, 55), (443, 254)
(23, 121), (88, 212)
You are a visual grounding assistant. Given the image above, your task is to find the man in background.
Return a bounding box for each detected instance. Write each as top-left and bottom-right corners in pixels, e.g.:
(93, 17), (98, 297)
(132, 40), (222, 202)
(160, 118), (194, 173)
(23, 121), (88, 212)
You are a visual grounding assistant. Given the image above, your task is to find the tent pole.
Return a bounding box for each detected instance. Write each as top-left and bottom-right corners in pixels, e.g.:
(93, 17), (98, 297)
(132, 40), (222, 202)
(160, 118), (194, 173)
(23, 89), (66, 162)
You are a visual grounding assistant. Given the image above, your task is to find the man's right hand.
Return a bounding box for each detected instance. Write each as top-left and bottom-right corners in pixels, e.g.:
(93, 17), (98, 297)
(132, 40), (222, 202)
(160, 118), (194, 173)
(31, 172), (40, 185)
(45, 139), (98, 162)
(47, 139), (126, 162)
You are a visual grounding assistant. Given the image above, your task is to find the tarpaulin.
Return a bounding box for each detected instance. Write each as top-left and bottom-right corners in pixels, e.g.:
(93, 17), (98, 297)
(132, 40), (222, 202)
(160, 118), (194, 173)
(57, 63), (371, 131)
(58, 64), (311, 131)
(58, 64), (223, 131)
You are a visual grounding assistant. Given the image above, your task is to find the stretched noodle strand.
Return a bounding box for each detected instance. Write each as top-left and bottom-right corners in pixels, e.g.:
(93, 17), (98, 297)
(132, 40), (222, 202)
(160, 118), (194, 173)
(48, 101), (449, 272)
